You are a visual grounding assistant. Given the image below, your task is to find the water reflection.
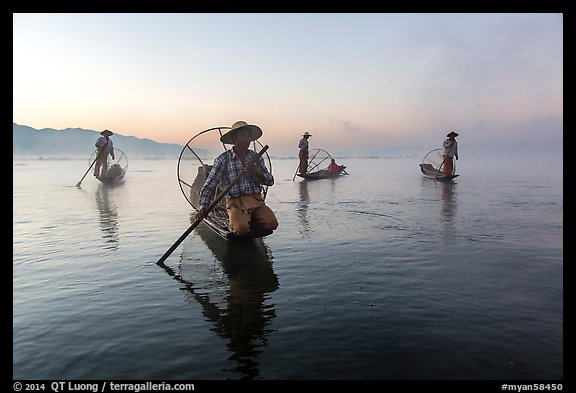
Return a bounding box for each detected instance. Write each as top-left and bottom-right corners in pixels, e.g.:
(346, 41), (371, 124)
(440, 181), (457, 222)
(95, 184), (119, 250)
(159, 221), (279, 380)
(298, 181), (310, 237)
(437, 180), (457, 239)
(420, 177), (458, 239)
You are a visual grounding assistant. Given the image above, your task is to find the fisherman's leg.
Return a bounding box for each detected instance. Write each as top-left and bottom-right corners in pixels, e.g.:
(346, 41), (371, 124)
(226, 199), (251, 236)
(299, 150), (307, 174)
(443, 157), (454, 174)
(94, 157), (103, 177)
(249, 193), (278, 231)
(100, 155), (109, 177)
(251, 204), (278, 231)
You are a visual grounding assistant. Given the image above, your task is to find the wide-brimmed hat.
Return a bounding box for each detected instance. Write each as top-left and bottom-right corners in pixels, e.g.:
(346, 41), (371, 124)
(446, 131), (459, 137)
(302, 132), (312, 137)
(220, 121), (263, 145)
(100, 129), (113, 136)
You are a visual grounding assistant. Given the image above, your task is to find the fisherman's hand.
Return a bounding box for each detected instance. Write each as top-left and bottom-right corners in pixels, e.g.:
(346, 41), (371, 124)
(197, 208), (207, 220)
(455, 155), (459, 160)
(246, 163), (264, 179)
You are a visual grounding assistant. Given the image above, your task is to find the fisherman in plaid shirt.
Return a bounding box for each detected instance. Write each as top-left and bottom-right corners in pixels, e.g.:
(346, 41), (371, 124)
(197, 121), (278, 236)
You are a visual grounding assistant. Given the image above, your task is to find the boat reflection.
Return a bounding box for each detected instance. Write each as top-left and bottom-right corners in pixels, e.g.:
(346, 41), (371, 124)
(159, 220), (279, 380)
(94, 184), (119, 250)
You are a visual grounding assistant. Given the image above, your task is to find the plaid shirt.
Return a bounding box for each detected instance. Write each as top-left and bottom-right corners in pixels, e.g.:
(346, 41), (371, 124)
(199, 149), (274, 209)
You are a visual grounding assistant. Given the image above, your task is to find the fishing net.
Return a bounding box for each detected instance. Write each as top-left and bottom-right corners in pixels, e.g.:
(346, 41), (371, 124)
(420, 148), (456, 177)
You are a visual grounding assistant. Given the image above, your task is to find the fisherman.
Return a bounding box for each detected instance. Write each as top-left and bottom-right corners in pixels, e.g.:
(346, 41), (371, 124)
(298, 132), (312, 174)
(442, 131), (459, 175)
(94, 129), (115, 178)
(197, 121), (278, 236)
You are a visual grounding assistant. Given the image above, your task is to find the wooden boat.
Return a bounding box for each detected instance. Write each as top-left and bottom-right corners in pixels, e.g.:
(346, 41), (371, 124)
(419, 148), (458, 181)
(297, 166), (347, 180)
(90, 148), (128, 185)
(295, 148), (348, 180)
(177, 126), (274, 241)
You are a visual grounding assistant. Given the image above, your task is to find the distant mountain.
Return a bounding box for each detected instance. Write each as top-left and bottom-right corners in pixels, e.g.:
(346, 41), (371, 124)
(13, 123), (187, 158)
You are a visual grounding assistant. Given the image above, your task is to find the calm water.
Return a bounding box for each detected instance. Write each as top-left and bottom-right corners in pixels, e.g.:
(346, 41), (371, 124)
(13, 154), (563, 381)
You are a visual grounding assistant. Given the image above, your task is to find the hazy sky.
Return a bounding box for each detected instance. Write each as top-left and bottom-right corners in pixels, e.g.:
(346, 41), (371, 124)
(13, 13), (563, 156)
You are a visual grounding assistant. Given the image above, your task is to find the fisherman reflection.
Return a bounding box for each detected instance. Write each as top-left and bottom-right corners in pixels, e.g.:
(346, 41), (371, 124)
(298, 181), (310, 237)
(441, 181), (457, 221)
(95, 184), (119, 250)
(161, 221), (279, 380)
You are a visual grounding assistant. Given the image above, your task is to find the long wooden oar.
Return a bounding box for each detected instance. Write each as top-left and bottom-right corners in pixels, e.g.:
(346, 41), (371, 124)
(157, 145), (269, 266)
(292, 164), (300, 181)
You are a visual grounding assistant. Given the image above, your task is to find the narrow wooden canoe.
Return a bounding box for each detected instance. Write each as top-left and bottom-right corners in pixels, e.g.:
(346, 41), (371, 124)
(297, 165), (347, 180)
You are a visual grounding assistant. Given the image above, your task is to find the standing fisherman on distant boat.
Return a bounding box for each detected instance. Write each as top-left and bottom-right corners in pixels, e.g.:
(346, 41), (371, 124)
(196, 121), (279, 236)
(298, 131), (312, 174)
(442, 131), (459, 175)
(94, 129), (115, 178)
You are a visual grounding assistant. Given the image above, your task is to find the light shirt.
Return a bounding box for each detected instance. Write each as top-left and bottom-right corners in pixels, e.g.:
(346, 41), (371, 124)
(199, 149), (274, 209)
(298, 138), (309, 150)
(443, 138), (458, 158)
(95, 136), (114, 155)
